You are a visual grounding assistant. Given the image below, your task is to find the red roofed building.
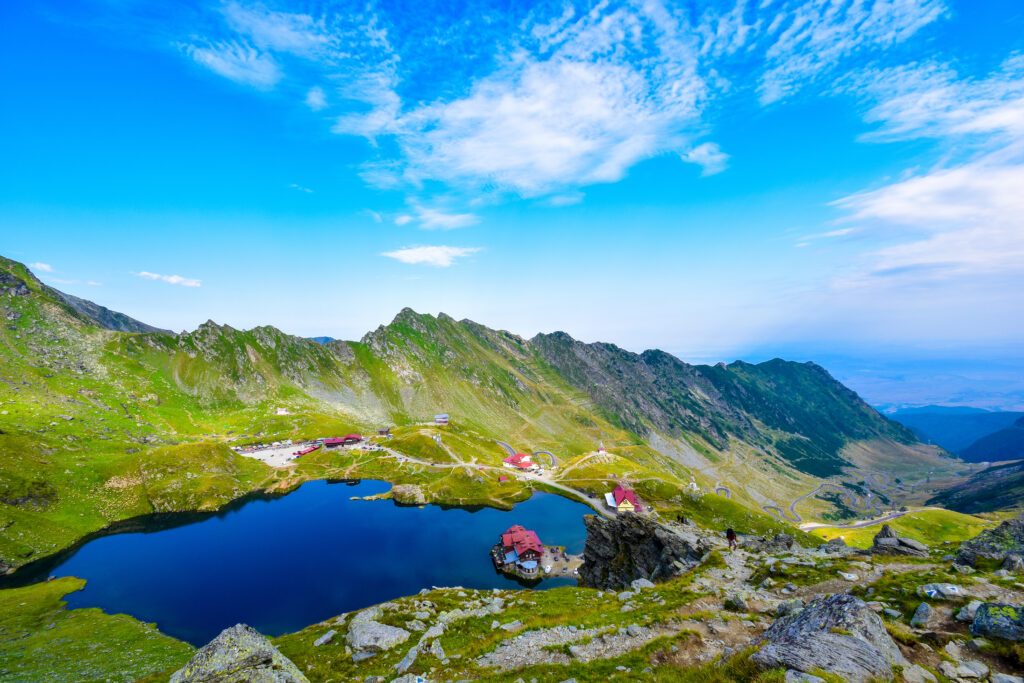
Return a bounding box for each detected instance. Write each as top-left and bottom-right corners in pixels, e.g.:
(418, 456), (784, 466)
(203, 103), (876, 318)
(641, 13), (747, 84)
(607, 485), (640, 513)
(502, 452), (539, 471)
(322, 437), (346, 448)
(495, 525), (544, 575)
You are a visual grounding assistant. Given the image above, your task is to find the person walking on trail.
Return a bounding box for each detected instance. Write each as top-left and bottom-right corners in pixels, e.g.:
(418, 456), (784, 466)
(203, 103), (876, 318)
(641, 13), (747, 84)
(726, 527), (737, 551)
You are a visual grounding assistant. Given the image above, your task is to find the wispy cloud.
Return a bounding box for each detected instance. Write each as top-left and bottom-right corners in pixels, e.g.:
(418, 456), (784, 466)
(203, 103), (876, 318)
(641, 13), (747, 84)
(136, 271), (202, 287)
(305, 85), (327, 111)
(167, 0), (951, 215)
(752, 0), (948, 104)
(831, 56), (1024, 289)
(221, 1), (332, 58)
(30, 261), (54, 273)
(287, 182), (313, 193)
(180, 40), (281, 88)
(841, 55), (1024, 143)
(681, 142), (729, 176)
(381, 246), (481, 267)
(543, 191), (584, 207)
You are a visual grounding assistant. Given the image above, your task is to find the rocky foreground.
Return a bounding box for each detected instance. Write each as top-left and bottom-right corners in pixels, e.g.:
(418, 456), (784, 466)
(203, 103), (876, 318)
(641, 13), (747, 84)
(161, 514), (1024, 682)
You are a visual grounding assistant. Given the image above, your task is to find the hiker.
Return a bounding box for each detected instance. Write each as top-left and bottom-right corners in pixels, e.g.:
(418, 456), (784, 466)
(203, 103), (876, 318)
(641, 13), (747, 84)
(726, 527), (737, 550)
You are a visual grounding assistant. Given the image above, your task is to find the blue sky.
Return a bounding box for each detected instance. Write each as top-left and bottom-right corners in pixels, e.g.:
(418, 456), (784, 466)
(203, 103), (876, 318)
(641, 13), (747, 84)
(2, 0), (1023, 406)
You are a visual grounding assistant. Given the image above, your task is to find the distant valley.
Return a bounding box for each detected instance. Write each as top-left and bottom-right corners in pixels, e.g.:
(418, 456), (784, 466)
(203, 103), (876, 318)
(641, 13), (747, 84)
(889, 405), (1024, 462)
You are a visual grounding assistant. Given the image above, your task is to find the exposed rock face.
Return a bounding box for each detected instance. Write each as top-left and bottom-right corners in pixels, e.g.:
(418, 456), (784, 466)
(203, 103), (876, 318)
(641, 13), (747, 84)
(971, 603), (1024, 641)
(53, 290), (170, 334)
(958, 515), (1024, 567)
(169, 624), (308, 683)
(578, 514), (710, 590)
(0, 271), (30, 297)
(752, 594), (907, 682)
(391, 484), (426, 505)
(744, 533), (795, 553)
(870, 524), (928, 557)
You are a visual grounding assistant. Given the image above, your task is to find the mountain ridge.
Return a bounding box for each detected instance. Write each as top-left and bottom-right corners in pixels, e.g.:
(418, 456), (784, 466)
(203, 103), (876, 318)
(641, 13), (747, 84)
(0, 255), (957, 571)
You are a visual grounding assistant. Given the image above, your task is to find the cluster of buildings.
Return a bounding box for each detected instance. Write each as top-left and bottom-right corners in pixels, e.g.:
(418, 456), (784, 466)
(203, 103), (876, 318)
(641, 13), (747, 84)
(231, 439), (294, 454)
(492, 525), (545, 577)
(322, 434), (364, 448)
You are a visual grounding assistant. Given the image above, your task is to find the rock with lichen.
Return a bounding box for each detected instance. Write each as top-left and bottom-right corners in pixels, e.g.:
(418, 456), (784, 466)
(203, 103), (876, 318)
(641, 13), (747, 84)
(752, 594), (906, 683)
(971, 603), (1024, 641)
(170, 624), (308, 683)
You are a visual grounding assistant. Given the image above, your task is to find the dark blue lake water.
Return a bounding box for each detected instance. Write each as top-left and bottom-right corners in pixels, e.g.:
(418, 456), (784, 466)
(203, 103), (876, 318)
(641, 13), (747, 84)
(30, 480), (591, 645)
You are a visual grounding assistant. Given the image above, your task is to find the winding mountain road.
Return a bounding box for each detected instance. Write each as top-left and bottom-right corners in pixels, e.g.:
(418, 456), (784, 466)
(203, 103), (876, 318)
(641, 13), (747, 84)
(763, 479), (889, 524)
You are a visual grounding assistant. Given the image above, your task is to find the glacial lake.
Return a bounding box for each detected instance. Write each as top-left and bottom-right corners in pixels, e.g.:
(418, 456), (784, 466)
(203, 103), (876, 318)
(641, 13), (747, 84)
(12, 480), (592, 645)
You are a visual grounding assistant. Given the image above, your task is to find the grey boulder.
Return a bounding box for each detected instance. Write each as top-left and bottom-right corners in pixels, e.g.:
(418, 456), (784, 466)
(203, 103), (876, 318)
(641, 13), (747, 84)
(971, 603), (1024, 641)
(347, 621), (412, 652)
(910, 602), (935, 628)
(751, 594), (906, 683)
(170, 624), (308, 683)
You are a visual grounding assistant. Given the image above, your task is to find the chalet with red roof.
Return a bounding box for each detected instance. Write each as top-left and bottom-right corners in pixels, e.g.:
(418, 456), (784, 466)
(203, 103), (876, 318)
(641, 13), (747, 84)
(605, 485), (640, 513)
(502, 452), (539, 472)
(493, 525), (545, 576)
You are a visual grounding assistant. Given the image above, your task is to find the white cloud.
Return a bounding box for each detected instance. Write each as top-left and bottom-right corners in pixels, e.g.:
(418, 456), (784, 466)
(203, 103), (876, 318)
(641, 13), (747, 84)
(830, 55), (1024, 288)
(393, 214), (413, 226)
(834, 155), (1024, 284)
(843, 56), (1024, 143)
(381, 246), (482, 267)
(695, 0), (948, 104)
(168, 0), (953, 213)
(681, 142), (729, 176)
(408, 202), (479, 230)
(221, 1), (331, 58)
(136, 271), (202, 287)
(30, 262), (53, 273)
(341, 3), (705, 198)
(305, 85), (327, 111)
(180, 40), (281, 88)
(543, 191), (585, 207)
(288, 182), (313, 193)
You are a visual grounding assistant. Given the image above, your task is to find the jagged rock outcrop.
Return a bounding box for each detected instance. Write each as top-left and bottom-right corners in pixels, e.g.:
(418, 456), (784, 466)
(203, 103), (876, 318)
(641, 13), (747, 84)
(169, 623), (308, 683)
(751, 594), (907, 682)
(971, 603), (1024, 641)
(957, 514), (1024, 567)
(577, 514), (710, 590)
(870, 524), (928, 557)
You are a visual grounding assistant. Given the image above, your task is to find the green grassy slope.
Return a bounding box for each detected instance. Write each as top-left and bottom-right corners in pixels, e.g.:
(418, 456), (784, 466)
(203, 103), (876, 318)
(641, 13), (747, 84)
(0, 577), (193, 682)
